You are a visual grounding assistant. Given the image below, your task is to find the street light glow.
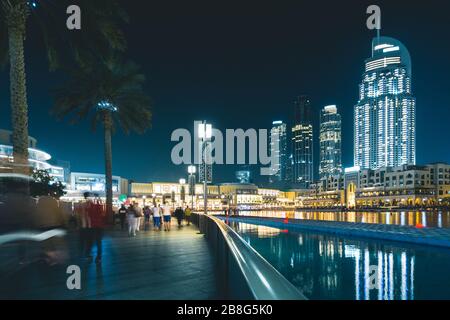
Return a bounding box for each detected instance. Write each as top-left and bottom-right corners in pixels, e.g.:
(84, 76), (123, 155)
(188, 165), (196, 174)
(198, 123), (212, 140)
(97, 101), (118, 112)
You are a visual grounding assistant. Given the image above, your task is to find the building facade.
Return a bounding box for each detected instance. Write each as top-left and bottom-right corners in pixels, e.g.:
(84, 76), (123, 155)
(319, 105), (342, 179)
(269, 121), (288, 184)
(0, 129), (66, 182)
(292, 95), (314, 188)
(298, 163), (450, 209)
(62, 172), (129, 202)
(354, 36), (416, 170)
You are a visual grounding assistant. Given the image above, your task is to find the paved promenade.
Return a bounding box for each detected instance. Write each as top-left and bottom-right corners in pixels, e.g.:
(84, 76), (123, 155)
(0, 222), (221, 300)
(219, 215), (450, 248)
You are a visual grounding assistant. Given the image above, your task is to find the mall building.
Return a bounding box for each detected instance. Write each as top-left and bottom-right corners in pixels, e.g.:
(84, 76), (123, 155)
(61, 172), (129, 203)
(128, 181), (295, 210)
(0, 129), (66, 181)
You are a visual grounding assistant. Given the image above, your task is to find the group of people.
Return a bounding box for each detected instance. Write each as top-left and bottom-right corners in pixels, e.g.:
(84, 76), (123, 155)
(117, 203), (193, 236)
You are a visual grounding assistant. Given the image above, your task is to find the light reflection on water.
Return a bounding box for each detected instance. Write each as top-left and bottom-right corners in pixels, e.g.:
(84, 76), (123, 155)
(235, 210), (450, 228)
(229, 220), (450, 300)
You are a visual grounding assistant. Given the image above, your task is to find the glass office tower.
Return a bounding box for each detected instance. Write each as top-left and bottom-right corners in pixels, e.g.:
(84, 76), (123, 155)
(269, 121), (287, 183)
(292, 96), (314, 188)
(355, 36), (416, 170)
(319, 105), (342, 179)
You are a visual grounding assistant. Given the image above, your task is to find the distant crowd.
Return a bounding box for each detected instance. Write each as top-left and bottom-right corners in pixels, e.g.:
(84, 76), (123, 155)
(115, 202), (193, 236)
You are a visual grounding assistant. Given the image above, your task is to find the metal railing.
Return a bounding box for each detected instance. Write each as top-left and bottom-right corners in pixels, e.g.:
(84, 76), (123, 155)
(192, 213), (307, 300)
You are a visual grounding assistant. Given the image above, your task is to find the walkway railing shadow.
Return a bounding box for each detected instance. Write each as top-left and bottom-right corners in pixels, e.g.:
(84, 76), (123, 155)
(192, 213), (306, 300)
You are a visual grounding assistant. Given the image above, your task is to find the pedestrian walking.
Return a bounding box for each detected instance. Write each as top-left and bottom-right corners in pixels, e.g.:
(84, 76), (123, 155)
(118, 204), (127, 231)
(134, 202), (143, 232)
(162, 203), (172, 231)
(127, 204), (138, 237)
(143, 206), (151, 231)
(86, 196), (105, 264)
(174, 207), (184, 227)
(153, 204), (162, 230)
(184, 206), (192, 225)
(75, 198), (91, 258)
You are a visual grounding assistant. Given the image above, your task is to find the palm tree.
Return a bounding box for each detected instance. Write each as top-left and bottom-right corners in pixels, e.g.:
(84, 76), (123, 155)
(52, 57), (152, 221)
(0, 0), (127, 173)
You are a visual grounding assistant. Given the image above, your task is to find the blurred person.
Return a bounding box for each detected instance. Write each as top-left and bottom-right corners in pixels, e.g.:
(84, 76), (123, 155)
(0, 174), (36, 264)
(174, 207), (184, 227)
(34, 196), (68, 266)
(153, 204), (162, 230)
(127, 203), (137, 236)
(86, 196), (105, 264)
(134, 202), (143, 232)
(76, 193), (92, 259)
(0, 173), (68, 298)
(184, 205), (192, 226)
(118, 204), (127, 231)
(162, 202), (172, 231)
(143, 206), (151, 231)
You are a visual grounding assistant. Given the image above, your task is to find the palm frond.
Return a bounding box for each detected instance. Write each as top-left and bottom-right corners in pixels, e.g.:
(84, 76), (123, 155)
(30, 0), (128, 70)
(52, 56), (152, 136)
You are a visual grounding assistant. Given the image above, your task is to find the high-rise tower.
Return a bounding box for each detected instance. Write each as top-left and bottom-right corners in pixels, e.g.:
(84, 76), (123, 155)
(269, 121), (287, 183)
(319, 105), (342, 179)
(292, 95), (314, 188)
(354, 36), (416, 170)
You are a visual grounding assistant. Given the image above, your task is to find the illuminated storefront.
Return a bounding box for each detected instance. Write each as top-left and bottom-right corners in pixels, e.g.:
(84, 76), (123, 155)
(62, 172), (128, 203)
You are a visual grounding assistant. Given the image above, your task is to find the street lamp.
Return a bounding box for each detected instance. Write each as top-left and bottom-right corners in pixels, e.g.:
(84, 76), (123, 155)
(96, 100), (118, 112)
(179, 178), (186, 206)
(188, 165), (196, 210)
(198, 122), (212, 216)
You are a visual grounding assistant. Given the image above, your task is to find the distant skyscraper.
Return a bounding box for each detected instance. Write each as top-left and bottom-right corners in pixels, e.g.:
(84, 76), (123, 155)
(319, 105), (342, 179)
(269, 121), (287, 183)
(292, 96), (314, 188)
(355, 36), (416, 170)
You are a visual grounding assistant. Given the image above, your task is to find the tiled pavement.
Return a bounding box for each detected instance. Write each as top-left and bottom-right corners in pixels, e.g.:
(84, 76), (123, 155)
(219, 215), (450, 248)
(0, 222), (222, 300)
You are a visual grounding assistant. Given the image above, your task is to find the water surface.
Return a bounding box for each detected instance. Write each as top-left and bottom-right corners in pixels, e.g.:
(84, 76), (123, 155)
(235, 210), (450, 228)
(227, 219), (450, 300)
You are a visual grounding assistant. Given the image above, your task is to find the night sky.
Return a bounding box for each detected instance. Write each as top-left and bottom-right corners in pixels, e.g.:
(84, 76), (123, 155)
(1, 0), (450, 184)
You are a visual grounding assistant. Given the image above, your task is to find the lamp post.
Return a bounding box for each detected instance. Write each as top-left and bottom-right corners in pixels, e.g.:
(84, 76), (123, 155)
(198, 122), (212, 215)
(188, 165), (196, 210)
(179, 178), (186, 207)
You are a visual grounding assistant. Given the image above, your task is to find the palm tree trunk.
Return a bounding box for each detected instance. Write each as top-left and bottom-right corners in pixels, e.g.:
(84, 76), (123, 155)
(7, 3), (30, 175)
(103, 111), (114, 223)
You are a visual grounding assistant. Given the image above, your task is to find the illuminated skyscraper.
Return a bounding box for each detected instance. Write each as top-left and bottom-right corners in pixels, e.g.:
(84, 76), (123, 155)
(319, 105), (342, 179)
(269, 121), (287, 183)
(355, 36), (416, 170)
(292, 96), (314, 188)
